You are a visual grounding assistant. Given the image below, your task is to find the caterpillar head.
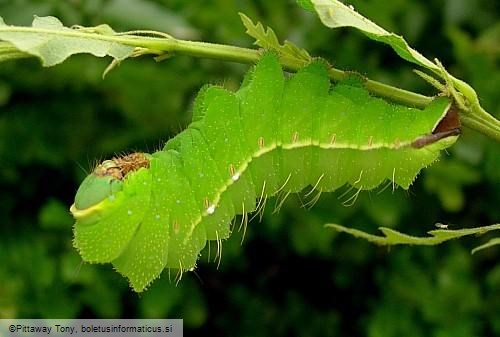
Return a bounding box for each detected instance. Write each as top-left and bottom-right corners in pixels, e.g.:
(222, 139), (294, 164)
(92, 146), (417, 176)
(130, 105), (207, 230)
(70, 153), (150, 224)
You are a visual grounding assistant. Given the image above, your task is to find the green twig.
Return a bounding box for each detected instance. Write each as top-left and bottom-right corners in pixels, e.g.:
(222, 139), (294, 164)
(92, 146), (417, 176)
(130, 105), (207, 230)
(0, 25), (434, 108)
(1, 25), (499, 140)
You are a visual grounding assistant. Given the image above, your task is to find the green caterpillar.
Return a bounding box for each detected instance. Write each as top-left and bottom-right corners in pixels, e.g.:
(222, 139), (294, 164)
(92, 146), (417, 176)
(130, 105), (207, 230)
(70, 53), (459, 292)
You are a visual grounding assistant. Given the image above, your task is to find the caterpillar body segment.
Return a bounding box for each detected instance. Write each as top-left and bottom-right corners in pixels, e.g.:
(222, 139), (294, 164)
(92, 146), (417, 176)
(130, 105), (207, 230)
(72, 168), (151, 263)
(71, 54), (458, 291)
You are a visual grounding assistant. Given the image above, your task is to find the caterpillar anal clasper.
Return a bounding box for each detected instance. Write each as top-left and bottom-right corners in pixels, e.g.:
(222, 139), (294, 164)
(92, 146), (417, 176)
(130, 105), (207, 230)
(70, 54), (458, 292)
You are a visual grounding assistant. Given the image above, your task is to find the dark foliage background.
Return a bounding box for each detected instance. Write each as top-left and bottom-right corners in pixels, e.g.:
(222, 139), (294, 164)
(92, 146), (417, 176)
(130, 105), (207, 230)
(0, 0), (498, 336)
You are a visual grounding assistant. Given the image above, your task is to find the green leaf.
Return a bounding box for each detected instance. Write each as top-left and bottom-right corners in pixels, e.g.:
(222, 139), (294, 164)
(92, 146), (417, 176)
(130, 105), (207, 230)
(0, 16), (135, 66)
(296, 0), (315, 12)
(239, 13), (311, 64)
(0, 41), (31, 62)
(310, 0), (438, 71)
(326, 223), (500, 248)
(472, 237), (500, 254)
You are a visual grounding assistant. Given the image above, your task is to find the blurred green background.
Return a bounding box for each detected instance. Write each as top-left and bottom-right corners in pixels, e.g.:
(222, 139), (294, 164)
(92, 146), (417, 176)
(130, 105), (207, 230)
(0, 0), (498, 336)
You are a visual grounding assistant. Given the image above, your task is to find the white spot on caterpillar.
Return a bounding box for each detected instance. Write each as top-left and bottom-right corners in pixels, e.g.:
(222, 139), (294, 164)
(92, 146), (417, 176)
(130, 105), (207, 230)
(199, 172), (204, 177)
(157, 178), (161, 182)
(176, 199), (180, 204)
(232, 172), (240, 181)
(207, 204), (216, 214)
(155, 214), (160, 220)
(127, 210), (133, 216)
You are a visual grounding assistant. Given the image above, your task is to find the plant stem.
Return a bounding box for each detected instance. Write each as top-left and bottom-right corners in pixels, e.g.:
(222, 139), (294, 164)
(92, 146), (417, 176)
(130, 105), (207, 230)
(461, 109), (500, 142)
(142, 38), (498, 139)
(0, 25), (432, 107)
(1, 26), (498, 140)
(153, 38), (433, 108)
(115, 37), (500, 137)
